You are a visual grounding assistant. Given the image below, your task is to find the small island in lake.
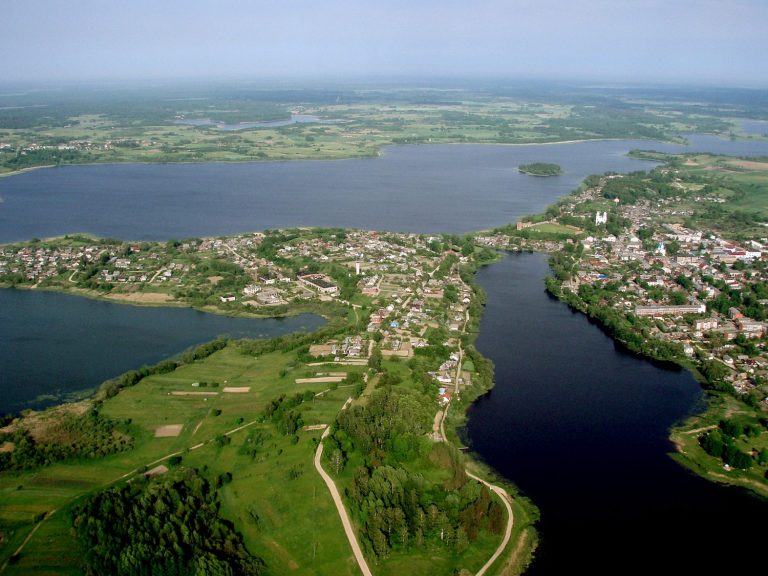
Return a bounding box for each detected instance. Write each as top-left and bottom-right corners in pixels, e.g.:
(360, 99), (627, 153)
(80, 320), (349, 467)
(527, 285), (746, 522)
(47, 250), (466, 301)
(518, 162), (563, 176)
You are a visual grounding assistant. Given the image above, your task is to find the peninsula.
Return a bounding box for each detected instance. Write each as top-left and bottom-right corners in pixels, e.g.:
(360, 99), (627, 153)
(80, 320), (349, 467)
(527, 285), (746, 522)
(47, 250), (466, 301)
(0, 227), (538, 576)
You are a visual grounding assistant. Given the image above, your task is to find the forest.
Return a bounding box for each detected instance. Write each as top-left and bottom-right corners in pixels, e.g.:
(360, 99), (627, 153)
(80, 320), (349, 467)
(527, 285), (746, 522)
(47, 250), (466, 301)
(325, 387), (506, 559)
(70, 469), (265, 576)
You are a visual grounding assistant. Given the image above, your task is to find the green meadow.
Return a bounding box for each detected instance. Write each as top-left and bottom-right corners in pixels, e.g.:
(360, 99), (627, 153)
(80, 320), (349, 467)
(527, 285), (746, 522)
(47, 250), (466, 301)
(1, 342), (528, 575)
(0, 343), (365, 575)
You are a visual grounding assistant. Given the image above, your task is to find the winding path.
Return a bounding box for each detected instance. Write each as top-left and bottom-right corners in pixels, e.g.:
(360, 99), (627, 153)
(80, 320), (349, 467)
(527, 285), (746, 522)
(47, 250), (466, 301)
(437, 404), (515, 576)
(466, 470), (515, 576)
(313, 414), (373, 576)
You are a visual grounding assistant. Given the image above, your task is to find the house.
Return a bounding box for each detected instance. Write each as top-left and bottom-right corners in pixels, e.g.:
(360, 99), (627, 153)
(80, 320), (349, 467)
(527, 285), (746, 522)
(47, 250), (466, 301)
(220, 294), (236, 303)
(256, 290), (282, 305)
(258, 271), (277, 285)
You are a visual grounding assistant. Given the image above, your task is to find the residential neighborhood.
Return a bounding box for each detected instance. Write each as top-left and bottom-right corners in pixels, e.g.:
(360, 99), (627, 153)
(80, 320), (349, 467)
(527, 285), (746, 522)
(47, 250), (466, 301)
(0, 228), (480, 408)
(483, 166), (768, 407)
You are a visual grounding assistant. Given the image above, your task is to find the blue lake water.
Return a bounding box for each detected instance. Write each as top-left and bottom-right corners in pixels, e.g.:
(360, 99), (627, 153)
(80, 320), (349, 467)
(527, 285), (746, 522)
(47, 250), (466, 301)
(739, 118), (768, 137)
(0, 288), (324, 414)
(3, 136), (768, 243)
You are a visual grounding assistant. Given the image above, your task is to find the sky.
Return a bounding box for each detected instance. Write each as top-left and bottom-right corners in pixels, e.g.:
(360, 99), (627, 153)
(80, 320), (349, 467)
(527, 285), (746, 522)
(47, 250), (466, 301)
(2, 0), (767, 86)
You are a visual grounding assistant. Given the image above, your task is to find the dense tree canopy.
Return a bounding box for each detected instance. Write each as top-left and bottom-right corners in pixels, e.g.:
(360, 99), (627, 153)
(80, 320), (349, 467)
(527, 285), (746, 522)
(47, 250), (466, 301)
(71, 469), (265, 576)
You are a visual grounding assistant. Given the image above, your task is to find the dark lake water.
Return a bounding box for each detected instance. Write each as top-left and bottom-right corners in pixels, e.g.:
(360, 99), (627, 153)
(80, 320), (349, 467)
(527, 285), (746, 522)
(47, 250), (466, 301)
(3, 136), (768, 243)
(0, 288), (324, 414)
(468, 253), (768, 575)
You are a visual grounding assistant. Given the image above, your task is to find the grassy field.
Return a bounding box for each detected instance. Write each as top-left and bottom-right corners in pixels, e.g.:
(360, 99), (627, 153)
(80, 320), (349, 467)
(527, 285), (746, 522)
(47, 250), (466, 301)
(0, 340), (532, 575)
(0, 343), (363, 575)
(681, 155), (768, 214)
(527, 222), (582, 236)
(623, 151), (768, 238)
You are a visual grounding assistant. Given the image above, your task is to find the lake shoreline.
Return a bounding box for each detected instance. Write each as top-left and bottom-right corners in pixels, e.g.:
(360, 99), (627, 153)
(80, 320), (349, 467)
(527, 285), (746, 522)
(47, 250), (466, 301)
(0, 135), (681, 180)
(0, 282), (321, 321)
(540, 256), (768, 500)
(0, 284), (329, 415)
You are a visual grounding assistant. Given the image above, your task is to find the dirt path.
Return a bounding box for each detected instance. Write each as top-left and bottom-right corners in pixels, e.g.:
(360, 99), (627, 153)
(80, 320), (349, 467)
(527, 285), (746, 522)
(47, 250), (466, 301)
(436, 275), (515, 576)
(436, 404), (514, 576)
(466, 470), (514, 576)
(191, 419), (204, 436)
(432, 410), (444, 441)
(313, 402), (373, 576)
(0, 510), (55, 573)
(683, 424), (717, 435)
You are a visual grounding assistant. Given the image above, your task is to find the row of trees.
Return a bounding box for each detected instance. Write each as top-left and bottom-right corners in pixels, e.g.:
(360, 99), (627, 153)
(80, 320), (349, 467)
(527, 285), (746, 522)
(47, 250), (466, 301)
(547, 249), (686, 364)
(98, 338), (229, 400)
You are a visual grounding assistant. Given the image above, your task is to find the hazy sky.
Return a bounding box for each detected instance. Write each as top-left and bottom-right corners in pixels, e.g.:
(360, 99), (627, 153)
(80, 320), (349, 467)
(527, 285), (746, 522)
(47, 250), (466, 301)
(2, 0), (767, 86)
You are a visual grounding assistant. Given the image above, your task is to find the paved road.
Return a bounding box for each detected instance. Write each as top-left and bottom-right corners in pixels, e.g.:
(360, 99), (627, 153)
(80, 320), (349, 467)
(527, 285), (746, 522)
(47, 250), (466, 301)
(313, 407), (373, 576)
